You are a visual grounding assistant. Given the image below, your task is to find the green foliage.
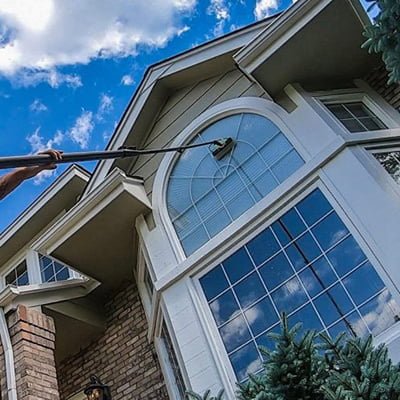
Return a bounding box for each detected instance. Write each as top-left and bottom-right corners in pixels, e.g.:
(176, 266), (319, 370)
(363, 0), (400, 84)
(188, 315), (400, 400)
(237, 315), (327, 400)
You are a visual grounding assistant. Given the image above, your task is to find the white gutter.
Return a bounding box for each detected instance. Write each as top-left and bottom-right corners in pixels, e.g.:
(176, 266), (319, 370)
(0, 307), (17, 400)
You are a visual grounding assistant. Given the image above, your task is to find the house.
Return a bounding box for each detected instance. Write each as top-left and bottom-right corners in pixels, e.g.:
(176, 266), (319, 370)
(0, 0), (400, 398)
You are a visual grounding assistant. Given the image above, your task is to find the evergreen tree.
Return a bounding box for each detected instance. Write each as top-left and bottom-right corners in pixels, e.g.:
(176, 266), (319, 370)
(321, 333), (400, 400)
(186, 389), (225, 400)
(363, 0), (400, 83)
(187, 318), (400, 400)
(237, 316), (327, 400)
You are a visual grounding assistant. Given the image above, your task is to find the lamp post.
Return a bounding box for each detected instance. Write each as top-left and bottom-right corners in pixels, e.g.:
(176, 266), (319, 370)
(83, 375), (112, 400)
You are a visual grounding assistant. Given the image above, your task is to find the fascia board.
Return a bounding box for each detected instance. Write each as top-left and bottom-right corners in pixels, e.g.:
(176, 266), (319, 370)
(32, 168), (149, 253)
(84, 19), (275, 197)
(0, 278), (100, 313)
(0, 165), (90, 248)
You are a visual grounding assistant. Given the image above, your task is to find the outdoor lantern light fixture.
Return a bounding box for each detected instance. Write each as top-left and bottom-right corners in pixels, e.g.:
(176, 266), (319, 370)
(83, 375), (112, 400)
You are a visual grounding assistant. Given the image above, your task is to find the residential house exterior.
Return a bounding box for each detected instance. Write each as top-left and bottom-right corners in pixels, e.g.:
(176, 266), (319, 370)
(0, 0), (400, 399)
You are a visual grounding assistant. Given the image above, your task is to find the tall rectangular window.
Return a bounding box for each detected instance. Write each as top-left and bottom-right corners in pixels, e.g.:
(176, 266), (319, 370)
(324, 102), (387, 133)
(199, 189), (400, 382)
(5, 260), (29, 286)
(160, 323), (186, 399)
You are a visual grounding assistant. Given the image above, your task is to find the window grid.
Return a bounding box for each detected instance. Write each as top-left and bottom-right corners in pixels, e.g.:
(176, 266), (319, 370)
(325, 102), (387, 133)
(169, 113), (304, 255)
(170, 131), (295, 240)
(5, 260), (29, 286)
(199, 189), (400, 381)
(39, 254), (72, 283)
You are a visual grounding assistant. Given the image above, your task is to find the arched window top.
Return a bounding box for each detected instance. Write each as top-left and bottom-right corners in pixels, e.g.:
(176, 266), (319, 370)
(166, 112), (304, 256)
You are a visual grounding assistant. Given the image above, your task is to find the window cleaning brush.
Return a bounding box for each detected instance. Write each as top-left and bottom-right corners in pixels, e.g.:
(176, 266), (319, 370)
(0, 138), (235, 170)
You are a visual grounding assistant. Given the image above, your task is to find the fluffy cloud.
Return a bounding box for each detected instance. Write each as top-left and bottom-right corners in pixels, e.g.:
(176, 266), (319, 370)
(207, 0), (230, 37)
(29, 99), (48, 113)
(68, 110), (94, 149)
(0, 0), (195, 85)
(121, 74), (134, 86)
(254, 0), (279, 19)
(96, 94), (114, 121)
(26, 128), (64, 184)
(254, 0), (298, 19)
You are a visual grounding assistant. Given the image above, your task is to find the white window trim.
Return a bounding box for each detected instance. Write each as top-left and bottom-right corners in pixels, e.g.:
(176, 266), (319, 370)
(187, 176), (400, 392)
(313, 90), (400, 139)
(152, 96), (311, 265)
(154, 307), (189, 400)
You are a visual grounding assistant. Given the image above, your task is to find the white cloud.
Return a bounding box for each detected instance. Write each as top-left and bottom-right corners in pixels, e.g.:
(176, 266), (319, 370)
(68, 110), (94, 149)
(26, 127), (64, 184)
(254, 0), (279, 19)
(29, 99), (48, 113)
(0, 0), (196, 86)
(207, 0), (230, 37)
(96, 94), (113, 121)
(121, 74), (134, 86)
(12, 69), (82, 88)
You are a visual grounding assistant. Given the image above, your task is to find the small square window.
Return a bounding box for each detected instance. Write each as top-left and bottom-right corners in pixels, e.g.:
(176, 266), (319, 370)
(373, 149), (400, 185)
(5, 260), (29, 286)
(324, 101), (387, 133)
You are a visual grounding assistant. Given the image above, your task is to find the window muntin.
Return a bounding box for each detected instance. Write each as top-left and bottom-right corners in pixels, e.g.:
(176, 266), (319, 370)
(199, 189), (400, 382)
(373, 149), (400, 184)
(5, 260), (29, 286)
(325, 102), (387, 133)
(167, 113), (304, 255)
(39, 254), (72, 283)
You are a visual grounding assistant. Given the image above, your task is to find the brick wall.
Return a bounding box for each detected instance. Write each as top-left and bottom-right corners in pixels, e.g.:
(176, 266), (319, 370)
(365, 65), (400, 111)
(58, 282), (169, 400)
(8, 305), (59, 400)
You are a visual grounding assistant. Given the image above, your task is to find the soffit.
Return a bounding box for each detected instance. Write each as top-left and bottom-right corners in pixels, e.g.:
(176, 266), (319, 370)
(235, 0), (380, 96)
(0, 166), (89, 267)
(37, 170), (151, 299)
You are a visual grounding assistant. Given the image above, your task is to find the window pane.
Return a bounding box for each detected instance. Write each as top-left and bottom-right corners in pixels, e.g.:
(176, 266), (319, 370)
(272, 277), (308, 314)
(234, 273), (266, 308)
(374, 151), (400, 185)
(288, 303), (323, 333)
(200, 266), (228, 300)
(168, 113), (304, 256)
(311, 212), (348, 250)
(245, 297), (279, 336)
(247, 228), (280, 266)
(230, 342), (262, 382)
(210, 291), (240, 325)
(296, 189), (332, 226)
(223, 248), (253, 284)
(327, 236), (366, 277)
(219, 315), (251, 353)
(359, 290), (400, 335)
(259, 252), (294, 291)
(280, 209), (306, 239)
(295, 233), (321, 262)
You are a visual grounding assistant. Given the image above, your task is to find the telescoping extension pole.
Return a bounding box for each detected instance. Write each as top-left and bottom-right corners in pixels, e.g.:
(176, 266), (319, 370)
(0, 138), (235, 170)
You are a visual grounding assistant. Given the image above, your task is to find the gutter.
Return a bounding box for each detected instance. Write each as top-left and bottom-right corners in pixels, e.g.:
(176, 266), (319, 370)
(0, 307), (17, 400)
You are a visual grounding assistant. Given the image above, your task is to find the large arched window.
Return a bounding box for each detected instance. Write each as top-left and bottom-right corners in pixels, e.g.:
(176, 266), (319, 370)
(167, 113), (304, 255)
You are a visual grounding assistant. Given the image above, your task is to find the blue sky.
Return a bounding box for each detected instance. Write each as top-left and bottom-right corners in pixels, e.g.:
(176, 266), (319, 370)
(0, 0), (374, 232)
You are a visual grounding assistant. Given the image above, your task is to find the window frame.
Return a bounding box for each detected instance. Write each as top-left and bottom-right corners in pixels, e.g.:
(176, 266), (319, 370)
(191, 178), (400, 388)
(316, 91), (399, 138)
(153, 97), (310, 264)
